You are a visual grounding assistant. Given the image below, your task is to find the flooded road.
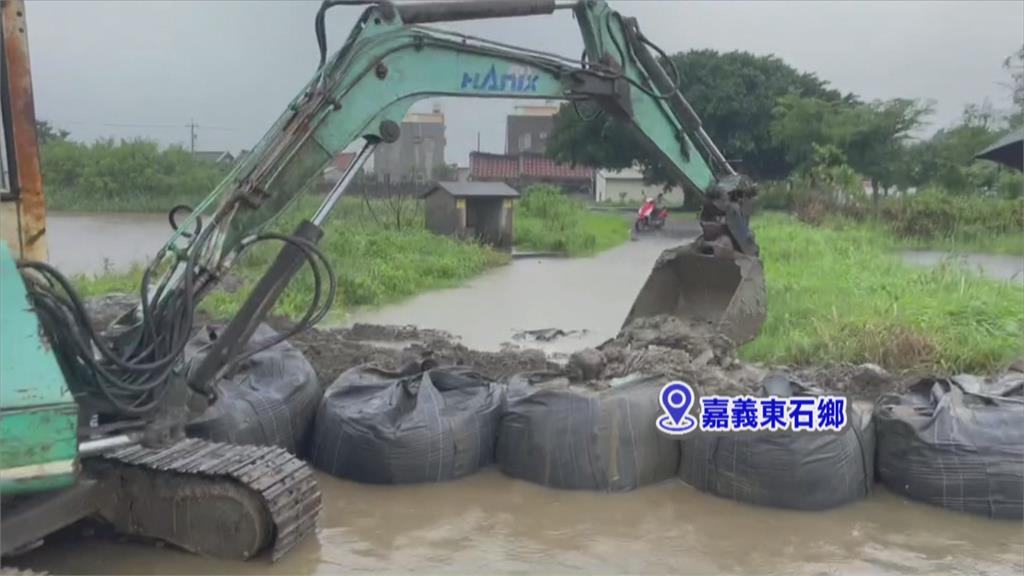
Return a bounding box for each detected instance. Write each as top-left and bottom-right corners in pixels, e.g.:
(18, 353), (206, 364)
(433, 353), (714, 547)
(345, 235), (683, 355)
(20, 470), (1024, 575)
(17, 214), (1023, 575)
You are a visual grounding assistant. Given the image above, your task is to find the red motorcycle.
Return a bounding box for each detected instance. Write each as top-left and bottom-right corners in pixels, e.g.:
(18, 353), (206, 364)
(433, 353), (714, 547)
(635, 199), (668, 231)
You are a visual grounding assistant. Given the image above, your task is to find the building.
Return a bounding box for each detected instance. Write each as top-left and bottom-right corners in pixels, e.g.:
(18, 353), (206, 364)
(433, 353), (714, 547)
(322, 151), (358, 186)
(470, 152), (593, 196)
(373, 110), (446, 183)
(506, 104), (559, 155)
(422, 181), (519, 250)
(595, 165), (685, 206)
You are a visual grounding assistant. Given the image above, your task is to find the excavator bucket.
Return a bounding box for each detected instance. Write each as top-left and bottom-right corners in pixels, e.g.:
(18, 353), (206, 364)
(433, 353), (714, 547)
(623, 240), (767, 345)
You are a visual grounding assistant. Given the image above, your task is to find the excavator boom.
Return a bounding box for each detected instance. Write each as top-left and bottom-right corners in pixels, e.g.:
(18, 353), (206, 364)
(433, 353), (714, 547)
(183, 0), (764, 390)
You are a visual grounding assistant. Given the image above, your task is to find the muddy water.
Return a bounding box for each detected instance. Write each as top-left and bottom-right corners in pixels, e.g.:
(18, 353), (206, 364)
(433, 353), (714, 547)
(20, 470), (1023, 575)
(47, 212), (169, 276)
(900, 250), (1024, 284)
(344, 235), (684, 355)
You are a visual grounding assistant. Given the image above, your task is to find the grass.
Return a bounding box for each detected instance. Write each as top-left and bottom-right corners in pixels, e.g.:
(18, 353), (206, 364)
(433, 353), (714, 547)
(739, 213), (1024, 373)
(515, 185), (630, 255)
(768, 185), (1024, 256)
(810, 215), (1024, 256)
(889, 229), (1024, 255)
(73, 197), (508, 319)
(47, 188), (211, 213)
(71, 187), (630, 321)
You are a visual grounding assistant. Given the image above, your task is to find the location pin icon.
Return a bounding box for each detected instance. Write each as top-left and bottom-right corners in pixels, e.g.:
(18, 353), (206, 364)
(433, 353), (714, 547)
(657, 381), (697, 434)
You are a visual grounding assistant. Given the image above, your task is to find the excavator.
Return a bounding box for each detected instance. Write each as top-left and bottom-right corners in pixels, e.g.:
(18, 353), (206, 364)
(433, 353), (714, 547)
(0, 0), (764, 564)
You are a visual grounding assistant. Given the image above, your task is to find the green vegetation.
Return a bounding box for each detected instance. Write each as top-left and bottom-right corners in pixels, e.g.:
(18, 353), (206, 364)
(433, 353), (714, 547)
(548, 49), (845, 182)
(878, 190), (1024, 254)
(73, 197), (507, 319)
(548, 45), (1022, 203)
(740, 214), (1023, 373)
(759, 174), (1024, 255)
(37, 123), (229, 212)
(514, 185), (630, 255)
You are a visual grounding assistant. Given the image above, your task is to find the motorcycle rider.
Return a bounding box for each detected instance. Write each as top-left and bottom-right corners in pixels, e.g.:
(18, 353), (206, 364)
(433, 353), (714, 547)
(639, 194), (655, 226)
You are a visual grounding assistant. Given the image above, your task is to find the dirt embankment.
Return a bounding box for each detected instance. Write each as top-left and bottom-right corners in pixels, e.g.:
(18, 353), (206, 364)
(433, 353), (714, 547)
(277, 321), (559, 386)
(279, 315), (913, 401)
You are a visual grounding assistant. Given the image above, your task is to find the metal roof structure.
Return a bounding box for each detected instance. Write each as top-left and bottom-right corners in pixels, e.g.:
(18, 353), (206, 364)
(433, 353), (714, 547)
(975, 127), (1023, 171)
(423, 181), (520, 198)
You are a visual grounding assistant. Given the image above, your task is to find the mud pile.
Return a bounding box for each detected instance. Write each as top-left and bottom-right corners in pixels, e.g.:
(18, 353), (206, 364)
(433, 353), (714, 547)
(528, 314), (915, 403)
(284, 322), (557, 386)
(536, 315), (766, 395)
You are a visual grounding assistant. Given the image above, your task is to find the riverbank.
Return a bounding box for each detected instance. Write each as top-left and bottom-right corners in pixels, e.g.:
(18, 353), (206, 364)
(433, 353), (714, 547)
(740, 214), (1023, 373)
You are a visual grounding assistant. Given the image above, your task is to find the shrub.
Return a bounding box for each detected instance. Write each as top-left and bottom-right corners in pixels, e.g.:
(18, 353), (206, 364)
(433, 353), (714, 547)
(879, 189), (1024, 243)
(515, 185), (628, 255)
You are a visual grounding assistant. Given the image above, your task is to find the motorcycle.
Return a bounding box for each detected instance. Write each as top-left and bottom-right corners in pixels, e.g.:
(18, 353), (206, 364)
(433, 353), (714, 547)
(635, 200), (668, 231)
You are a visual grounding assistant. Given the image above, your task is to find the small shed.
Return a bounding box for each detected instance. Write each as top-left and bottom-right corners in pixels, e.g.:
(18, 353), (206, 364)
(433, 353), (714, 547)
(422, 181), (519, 249)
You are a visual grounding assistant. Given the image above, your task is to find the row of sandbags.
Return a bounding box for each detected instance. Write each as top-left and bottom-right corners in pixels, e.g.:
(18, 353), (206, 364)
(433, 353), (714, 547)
(499, 372), (875, 510)
(306, 362), (1024, 520)
(179, 325), (1023, 520)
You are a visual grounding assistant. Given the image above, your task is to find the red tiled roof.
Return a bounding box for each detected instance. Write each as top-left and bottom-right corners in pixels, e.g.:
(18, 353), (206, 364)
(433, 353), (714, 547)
(470, 152), (593, 182)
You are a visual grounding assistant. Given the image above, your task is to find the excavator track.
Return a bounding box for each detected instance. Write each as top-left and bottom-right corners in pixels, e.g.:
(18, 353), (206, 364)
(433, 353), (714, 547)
(92, 438), (320, 562)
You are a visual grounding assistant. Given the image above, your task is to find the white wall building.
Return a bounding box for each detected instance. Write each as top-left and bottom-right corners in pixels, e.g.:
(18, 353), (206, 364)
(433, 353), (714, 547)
(594, 165), (685, 205)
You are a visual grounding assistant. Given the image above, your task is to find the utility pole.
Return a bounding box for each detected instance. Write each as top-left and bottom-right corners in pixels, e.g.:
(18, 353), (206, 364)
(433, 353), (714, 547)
(476, 131), (480, 152)
(188, 119), (197, 153)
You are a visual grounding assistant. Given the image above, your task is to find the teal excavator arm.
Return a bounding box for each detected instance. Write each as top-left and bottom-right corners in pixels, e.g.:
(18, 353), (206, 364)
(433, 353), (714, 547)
(24, 0), (761, 419)
(182, 0), (751, 251)
(183, 0), (761, 395)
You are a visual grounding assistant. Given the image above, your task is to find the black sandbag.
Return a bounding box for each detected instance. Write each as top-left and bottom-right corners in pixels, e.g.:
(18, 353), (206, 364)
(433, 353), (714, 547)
(184, 323), (322, 455)
(875, 373), (1024, 520)
(311, 365), (503, 484)
(678, 374), (874, 510)
(497, 373), (679, 492)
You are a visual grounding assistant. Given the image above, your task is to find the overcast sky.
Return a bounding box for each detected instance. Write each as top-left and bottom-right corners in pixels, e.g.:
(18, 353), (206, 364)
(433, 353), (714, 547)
(24, 0), (1024, 166)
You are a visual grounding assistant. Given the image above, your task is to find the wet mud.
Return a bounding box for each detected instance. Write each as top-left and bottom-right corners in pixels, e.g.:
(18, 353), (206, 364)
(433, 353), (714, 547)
(279, 320), (558, 386)
(278, 315), (914, 403)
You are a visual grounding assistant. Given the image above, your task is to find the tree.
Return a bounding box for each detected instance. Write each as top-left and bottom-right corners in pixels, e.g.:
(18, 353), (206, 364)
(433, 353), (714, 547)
(1004, 45), (1024, 127)
(432, 163), (458, 181)
(546, 50), (847, 185)
(35, 120), (70, 145)
(37, 131), (230, 207)
(771, 95), (930, 199)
